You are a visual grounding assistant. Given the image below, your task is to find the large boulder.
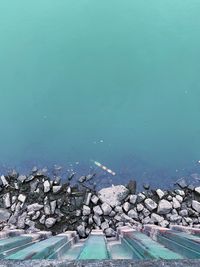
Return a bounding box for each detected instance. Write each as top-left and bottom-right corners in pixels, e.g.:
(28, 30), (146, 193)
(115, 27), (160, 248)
(144, 198), (157, 211)
(157, 199), (172, 214)
(98, 185), (129, 207)
(192, 200), (200, 213)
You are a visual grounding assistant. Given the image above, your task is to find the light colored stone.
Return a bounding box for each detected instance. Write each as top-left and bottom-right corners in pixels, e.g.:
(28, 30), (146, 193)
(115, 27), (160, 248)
(43, 180), (51, 193)
(44, 204), (51, 215)
(160, 220), (169, 228)
(27, 203), (44, 212)
(101, 203), (112, 215)
(91, 195), (99, 205)
(32, 211), (40, 220)
(174, 189), (185, 196)
(93, 214), (101, 226)
(122, 202), (131, 212)
(98, 185), (129, 207)
(18, 175), (26, 183)
(39, 215), (46, 224)
(128, 209), (138, 220)
(52, 185), (62, 193)
(172, 197), (181, 209)
(45, 217), (56, 228)
(82, 205), (91, 216)
(156, 189), (165, 199)
(50, 200), (57, 214)
(101, 221), (109, 231)
(114, 206), (123, 213)
(105, 228), (115, 237)
(169, 214), (182, 223)
(157, 199), (172, 215)
(151, 213), (164, 223)
(179, 209), (188, 217)
(144, 198), (157, 211)
(129, 195), (137, 204)
(3, 193), (11, 208)
(142, 208), (151, 217)
(137, 203), (144, 212)
(0, 175), (8, 187)
(192, 200), (200, 213)
(0, 208), (11, 222)
(17, 212), (27, 229)
(18, 194), (26, 203)
(137, 193), (146, 203)
(175, 195), (183, 203)
(195, 187), (200, 194)
(93, 205), (103, 216)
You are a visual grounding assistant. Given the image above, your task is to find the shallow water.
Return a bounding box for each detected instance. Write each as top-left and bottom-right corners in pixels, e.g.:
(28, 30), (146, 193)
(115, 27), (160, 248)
(0, 1), (200, 188)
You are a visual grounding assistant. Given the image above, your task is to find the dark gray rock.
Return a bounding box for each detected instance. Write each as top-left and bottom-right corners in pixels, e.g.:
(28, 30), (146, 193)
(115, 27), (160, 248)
(126, 180), (137, 194)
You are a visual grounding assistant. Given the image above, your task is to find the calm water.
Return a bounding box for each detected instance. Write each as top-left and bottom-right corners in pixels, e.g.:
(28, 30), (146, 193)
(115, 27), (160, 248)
(0, 0), (200, 188)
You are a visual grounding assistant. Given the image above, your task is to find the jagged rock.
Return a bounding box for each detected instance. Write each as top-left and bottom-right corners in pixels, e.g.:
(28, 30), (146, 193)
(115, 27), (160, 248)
(169, 214), (182, 223)
(176, 178), (187, 189)
(0, 208), (11, 223)
(53, 176), (61, 185)
(101, 221), (109, 231)
(93, 205), (103, 216)
(18, 175), (27, 183)
(50, 200), (57, 214)
(122, 202), (131, 213)
(109, 210), (116, 217)
(11, 203), (16, 212)
(126, 180), (137, 194)
(195, 187), (200, 195)
(144, 198), (157, 211)
(188, 184), (195, 191)
(17, 212), (27, 229)
(25, 175), (35, 182)
(98, 185), (129, 207)
(142, 208), (151, 217)
(192, 200), (200, 212)
(128, 209), (138, 220)
(172, 197), (181, 209)
(101, 203), (112, 215)
(32, 211), (40, 220)
(18, 194), (26, 203)
(93, 214), (101, 226)
(30, 179), (39, 193)
(156, 189), (165, 199)
(3, 193), (11, 208)
(129, 195), (137, 204)
(136, 203), (144, 212)
(44, 204), (51, 215)
(167, 195), (173, 201)
(160, 220), (169, 228)
(27, 203), (44, 212)
(84, 193), (92, 206)
(151, 213), (164, 223)
(0, 175), (8, 187)
(75, 210), (81, 217)
(137, 193), (146, 203)
(43, 180), (51, 193)
(157, 199), (172, 214)
(174, 189), (185, 196)
(142, 216), (151, 224)
(77, 225), (86, 237)
(114, 206), (123, 213)
(105, 227), (115, 237)
(8, 214), (18, 224)
(179, 209), (188, 217)
(175, 195), (183, 203)
(91, 195), (99, 205)
(52, 185), (62, 194)
(185, 217), (193, 224)
(82, 205), (91, 216)
(121, 213), (133, 223)
(45, 217), (57, 228)
(88, 215), (93, 225)
(39, 215), (46, 224)
(11, 196), (17, 204)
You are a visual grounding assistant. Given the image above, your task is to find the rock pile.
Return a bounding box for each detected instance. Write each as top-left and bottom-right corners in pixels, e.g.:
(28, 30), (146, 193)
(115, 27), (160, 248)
(0, 171), (200, 238)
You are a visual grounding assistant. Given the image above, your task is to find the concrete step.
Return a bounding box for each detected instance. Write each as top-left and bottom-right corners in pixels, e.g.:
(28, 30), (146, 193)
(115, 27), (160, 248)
(143, 225), (200, 259)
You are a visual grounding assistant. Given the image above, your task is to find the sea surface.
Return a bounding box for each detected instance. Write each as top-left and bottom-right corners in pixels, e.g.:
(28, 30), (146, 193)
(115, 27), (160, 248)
(0, 0), (200, 189)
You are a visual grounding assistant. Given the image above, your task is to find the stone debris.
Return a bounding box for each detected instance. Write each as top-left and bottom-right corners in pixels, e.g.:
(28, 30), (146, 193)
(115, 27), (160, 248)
(0, 169), (200, 239)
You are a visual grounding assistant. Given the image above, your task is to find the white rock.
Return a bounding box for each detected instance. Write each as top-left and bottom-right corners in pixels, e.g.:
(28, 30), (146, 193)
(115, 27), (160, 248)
(45, 217), (57, 228)
(175, 195), (183, 203)
(179, 209), (188, 217)
(50, 200), (57, 214)
(137, 203), (144, 212)
(39, 215), (46, 224)
(137, 193), (146, 203)
(91, 195), (99, 205)
(172, 197), (181, 209)
(105, 228), (115, 237)
(129, 195), (137, 204)
(44, 204), (51, 215)
(11, 196), (17, 204)
(101, 221), (109, 231)
(98, 185), (129, 207)
(144, 198), (157, 211)
(43, 180), (51, 193)
(122, 202), (131, 212)
(192, 200), (200, 213)
(32, 211), (40, 220)
(93, 214), (101, 226)
(101, 203), (112, 215)
(156, 189), (165, 199)
(0, 175), (8, 187)
(195, 187), (200, 194)
(128, 209), (138, 220)
(82, 205), (91, 216)
(18, 175), (26, 183)
(114, 206), (123, 213)
(174, 189), (185, 196)
(27, 203), (44, 212)
(3, 193), (11, 208)
(52, 185), (62, 194)
(142, 208), (151, 217)
(160, 220), (169, 228)
(169, 214), (182, 223)
(93, 205), (103, 216)
(157, 200), (172, 215)
(151, 213), (164, 223)
(18, 194), (26, 203)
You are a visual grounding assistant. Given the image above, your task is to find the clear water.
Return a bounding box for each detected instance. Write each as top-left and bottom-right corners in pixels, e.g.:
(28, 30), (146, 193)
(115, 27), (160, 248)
(0, 0), (200, 188)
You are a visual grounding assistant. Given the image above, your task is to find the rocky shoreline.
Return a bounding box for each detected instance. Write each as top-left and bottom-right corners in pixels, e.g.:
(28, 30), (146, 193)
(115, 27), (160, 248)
(0, 168), (200, 238)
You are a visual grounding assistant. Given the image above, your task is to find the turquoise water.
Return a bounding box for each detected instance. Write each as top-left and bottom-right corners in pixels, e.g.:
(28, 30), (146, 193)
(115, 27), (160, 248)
(0, 1), (200, 187)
